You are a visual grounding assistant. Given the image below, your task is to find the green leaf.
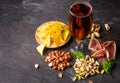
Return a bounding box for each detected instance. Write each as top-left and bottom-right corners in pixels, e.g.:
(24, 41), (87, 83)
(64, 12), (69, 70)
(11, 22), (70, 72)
(71, 51), (85, 59)
(102, 60), (114, 75)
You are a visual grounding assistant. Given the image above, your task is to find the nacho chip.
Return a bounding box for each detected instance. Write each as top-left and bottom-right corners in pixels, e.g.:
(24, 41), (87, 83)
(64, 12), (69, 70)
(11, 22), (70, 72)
(36, 45), (45, 56)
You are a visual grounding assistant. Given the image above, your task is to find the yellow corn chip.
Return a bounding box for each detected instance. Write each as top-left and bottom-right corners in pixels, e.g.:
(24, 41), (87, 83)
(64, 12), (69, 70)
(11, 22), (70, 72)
(36, 45), (45, 56)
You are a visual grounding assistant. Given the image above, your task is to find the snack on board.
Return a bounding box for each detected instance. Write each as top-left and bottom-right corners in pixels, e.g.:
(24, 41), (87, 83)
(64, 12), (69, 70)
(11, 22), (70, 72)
(34, 20), (117, 80)
(35, 21), (71, 48)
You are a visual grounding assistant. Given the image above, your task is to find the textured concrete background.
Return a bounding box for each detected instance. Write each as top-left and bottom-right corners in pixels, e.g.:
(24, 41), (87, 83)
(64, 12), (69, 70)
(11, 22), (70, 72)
(0, 0), (120, 83)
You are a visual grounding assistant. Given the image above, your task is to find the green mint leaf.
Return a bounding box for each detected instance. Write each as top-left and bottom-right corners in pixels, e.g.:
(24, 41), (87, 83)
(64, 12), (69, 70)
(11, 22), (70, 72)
(71, 51), (85, 59)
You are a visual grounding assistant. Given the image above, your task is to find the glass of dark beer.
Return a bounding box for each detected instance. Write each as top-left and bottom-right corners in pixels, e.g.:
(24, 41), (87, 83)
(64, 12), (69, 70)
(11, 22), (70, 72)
(68, 0), (92, 44)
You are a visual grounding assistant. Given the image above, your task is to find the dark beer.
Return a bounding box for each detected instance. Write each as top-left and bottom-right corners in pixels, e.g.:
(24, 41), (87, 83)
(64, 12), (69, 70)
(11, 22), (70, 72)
(68, 2), (92, 41)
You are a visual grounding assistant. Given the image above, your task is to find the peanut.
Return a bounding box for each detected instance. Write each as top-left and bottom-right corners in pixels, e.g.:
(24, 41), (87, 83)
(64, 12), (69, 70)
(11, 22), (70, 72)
(45, 50), (71, 71)
(58, 72), (63, 78)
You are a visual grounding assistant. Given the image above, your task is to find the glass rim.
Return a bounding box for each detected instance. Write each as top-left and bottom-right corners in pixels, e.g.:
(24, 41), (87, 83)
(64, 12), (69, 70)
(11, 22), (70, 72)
(69, 1), (92, 18)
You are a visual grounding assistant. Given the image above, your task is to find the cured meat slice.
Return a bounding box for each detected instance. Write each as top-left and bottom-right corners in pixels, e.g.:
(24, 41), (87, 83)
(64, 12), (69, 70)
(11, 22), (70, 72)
(96, 58), (108, 64)
(88, 38), (116, 62)
(102, 41), (113, 48)
(91, 48), (106, 58)
(88, 38), (102, 53)
(102, 41), (116, 60)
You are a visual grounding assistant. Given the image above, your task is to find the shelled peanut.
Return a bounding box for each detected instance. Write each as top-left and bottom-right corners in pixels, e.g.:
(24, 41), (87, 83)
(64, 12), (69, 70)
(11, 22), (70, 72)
(45, 50), (72, 70)
(73, 55), (104, 80)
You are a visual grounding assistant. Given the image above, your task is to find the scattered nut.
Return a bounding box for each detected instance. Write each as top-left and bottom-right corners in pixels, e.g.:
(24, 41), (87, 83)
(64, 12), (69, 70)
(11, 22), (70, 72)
(87, 33), (91, 38)
(101, 70), (105, 74)
(86, 66), (90, 71)
(95, 61), (100, 65)
(48, 62), (52, 67)
(89, 80), (93, 83)
(58, 72), (63, 78)
(93, 31), (101, 37)
(91, 25), (95, 32)
(91, 33), (95, 39)
(88, 23), (111, 39)
(94, 24), (101, 32)
(72, 76), (77, 81)
(87, 23), (101, 39)
(34, 64), (39, 69)
(85, 55), (90, 60)
(105, 24), (110, 31)
(95, 70), (100, 74)
(85, 73), (89, 78)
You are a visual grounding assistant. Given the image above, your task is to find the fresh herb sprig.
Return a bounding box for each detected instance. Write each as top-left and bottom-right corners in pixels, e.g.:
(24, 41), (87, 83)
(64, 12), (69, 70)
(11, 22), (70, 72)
(102, 60), (114, 75)
(71, 51), (85, 59)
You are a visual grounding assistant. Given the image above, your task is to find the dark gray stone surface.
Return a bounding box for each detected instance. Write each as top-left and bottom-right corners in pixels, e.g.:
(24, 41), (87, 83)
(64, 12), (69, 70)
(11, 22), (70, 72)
(0, 0), (120, 83)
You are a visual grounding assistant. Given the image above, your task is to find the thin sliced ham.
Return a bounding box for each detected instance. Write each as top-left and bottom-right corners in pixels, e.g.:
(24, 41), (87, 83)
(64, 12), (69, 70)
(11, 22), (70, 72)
(88, 38), (102, 53)
(102, 41), (116, 60)
(88, 38), (116, 62)
(92, 48), (106, 58)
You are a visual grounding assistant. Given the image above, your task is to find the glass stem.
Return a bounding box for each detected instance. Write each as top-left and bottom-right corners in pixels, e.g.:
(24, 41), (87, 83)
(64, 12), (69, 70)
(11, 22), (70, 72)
(75, 39), (83, 45)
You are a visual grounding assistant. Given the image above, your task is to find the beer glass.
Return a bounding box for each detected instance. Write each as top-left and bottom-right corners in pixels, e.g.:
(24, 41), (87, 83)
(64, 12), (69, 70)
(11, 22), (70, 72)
(68, 0), (92, 44)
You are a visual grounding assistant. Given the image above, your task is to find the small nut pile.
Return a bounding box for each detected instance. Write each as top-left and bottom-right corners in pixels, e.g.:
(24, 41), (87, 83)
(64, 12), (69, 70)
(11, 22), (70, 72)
(45, 50), (71, 70)
(73, 55), (104, 80)
(87, 23), (111, 39)
(87, 24), (101, 39)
